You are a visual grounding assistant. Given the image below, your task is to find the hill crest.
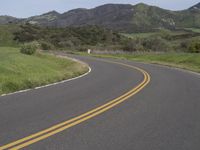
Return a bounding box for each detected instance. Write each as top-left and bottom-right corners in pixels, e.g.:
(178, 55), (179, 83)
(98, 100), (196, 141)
(1, 3), (200, 32)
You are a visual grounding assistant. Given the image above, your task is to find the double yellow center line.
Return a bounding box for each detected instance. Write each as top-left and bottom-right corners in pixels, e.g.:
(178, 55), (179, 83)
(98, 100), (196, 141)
(0, 60), (150, 150)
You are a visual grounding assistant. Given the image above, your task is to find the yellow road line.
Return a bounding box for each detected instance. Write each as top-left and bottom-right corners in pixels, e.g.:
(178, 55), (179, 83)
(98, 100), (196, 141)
(0, 59), (150, 150)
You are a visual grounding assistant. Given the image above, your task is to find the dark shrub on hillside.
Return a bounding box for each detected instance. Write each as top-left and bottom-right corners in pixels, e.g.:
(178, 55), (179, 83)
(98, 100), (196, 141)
(20, 42), (37, 55)
(14, 24), (41, 42)
(188, 40), (200, 53)
(142, 36), (171, 51)
(123, 38), (145, 51)
(77, 46), (89, 52)
(180, 40), (188, 49)
(158, 30), (173, 40)
(14, 24), (124, 49)
(122, 36), (171, 52)
(40, 41), (54, 50)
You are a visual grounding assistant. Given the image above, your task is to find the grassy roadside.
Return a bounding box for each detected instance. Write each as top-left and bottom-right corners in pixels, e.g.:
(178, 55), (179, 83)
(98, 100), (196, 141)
(0, 47), (88, 95)
(78, 52), (200, 73)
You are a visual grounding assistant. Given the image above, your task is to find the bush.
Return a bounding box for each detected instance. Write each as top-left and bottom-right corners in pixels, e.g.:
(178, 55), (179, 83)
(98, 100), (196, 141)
(188, 40), (200, 53)
(122, 38), (145, 52)
(14, 24), (123, 49)
(14, 24), (41, 42)
(20, 42), (37, 55)
(158, 29), (173, 40)
(122, 35), (172, 52)
(142, 36), (171, 52)
(77, 46), (89, 52)
(40, 41), (54, 50)
(180, 40), (188, 49)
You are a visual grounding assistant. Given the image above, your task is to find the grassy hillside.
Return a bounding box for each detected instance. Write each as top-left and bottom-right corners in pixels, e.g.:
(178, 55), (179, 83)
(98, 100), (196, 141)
(121, 29), (200, 53)
(83, 52), (200, 73)
(0, 25), (20, 47)
(121, 29), (190, 39)
(0, 47), (88, 95)
(13, 24), (124, 50)
(0, 24), (125, 51)
(1, 24), (200, 53)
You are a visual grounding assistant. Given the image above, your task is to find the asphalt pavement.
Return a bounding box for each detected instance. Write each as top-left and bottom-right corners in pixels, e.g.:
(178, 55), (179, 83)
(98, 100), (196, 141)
(0, 55), (200, 150)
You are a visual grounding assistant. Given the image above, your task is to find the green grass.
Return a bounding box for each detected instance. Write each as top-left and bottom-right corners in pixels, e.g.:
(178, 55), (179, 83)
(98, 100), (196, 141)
(0, 47), (88, 95)
(185, 28), (200, 33)
(79, 52), (200, 73)
(121, 30), (190, 39)
(0, 25), (20, 47)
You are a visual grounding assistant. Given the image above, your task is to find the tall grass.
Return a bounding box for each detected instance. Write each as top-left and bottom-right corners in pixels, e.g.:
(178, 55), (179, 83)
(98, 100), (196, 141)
(0, 47), (88, 95)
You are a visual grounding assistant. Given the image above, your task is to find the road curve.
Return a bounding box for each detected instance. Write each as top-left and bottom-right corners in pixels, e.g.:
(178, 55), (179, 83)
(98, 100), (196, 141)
(0, 54), (200, 150)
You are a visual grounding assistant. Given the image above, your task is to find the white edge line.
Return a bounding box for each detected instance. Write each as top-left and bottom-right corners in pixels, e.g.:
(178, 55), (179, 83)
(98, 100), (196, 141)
(0, 57), (91, 97)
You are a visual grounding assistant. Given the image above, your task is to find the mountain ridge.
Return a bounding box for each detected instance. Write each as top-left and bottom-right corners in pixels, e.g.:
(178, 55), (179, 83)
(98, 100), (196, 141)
(189, 2), (200, 10)
(1, 2), (200, 32)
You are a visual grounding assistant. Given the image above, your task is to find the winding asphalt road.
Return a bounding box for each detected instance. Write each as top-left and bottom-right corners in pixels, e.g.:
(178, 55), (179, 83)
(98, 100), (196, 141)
(0, 54), (200, 150)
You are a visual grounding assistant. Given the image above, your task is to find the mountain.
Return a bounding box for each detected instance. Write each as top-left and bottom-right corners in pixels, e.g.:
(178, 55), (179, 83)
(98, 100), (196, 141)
(189, 2), (200, 10)
(24, 11), (60, 26)
(54, 4), (134, 32)
(0, 15), (18, 24)
(28, 3), (180, 32)
(1, 3), (200, 32)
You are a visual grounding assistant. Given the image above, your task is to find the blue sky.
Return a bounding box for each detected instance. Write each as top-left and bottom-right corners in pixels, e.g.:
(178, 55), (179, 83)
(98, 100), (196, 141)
(1, 0), (199, 18)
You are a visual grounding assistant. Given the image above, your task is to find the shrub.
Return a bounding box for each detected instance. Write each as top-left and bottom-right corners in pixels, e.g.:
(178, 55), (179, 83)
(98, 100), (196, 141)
(180, 40), (188, 49)
(188, 40), (200, 53)
(122, 38), (145, 52)
(142, 36), (171, 52)
(122, 36), (171, 52)
(158, 29), (173, 40)
(40, 41), (54, 50)
(20, 42), (37, 55)
(14, 24), (41, 42)
(77, 46), (89, 52)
